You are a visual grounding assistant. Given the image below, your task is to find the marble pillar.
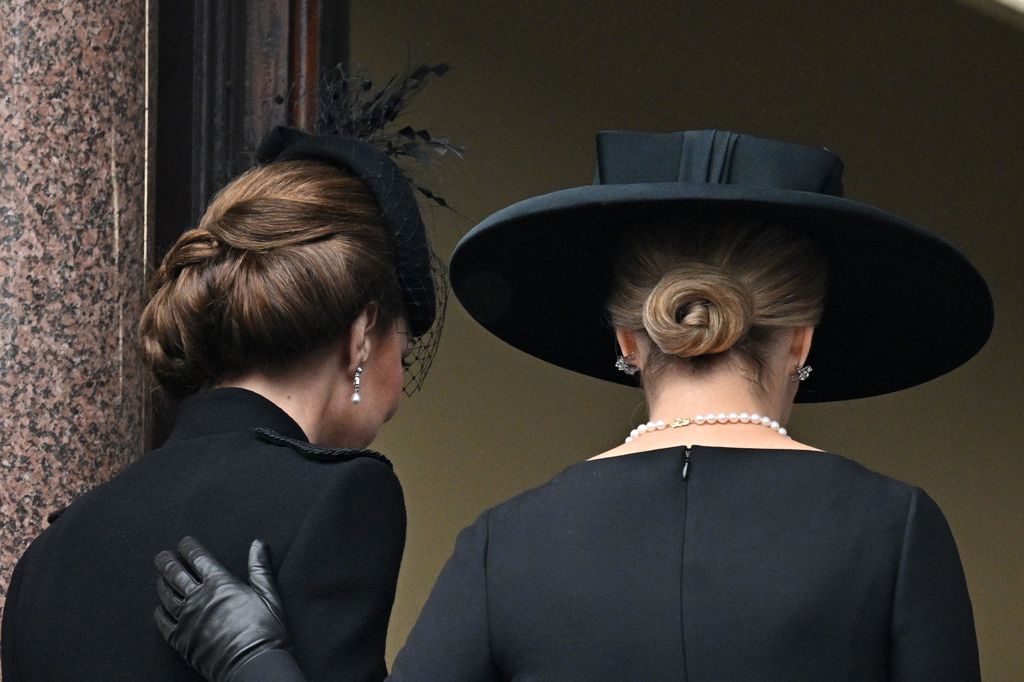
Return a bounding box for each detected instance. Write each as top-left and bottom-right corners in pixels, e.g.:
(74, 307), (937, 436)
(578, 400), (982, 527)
(0, 0), (149, 618)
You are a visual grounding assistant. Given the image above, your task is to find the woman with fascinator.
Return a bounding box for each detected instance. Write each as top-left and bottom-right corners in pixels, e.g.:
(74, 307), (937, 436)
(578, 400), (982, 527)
(0, 69), (450, 681)
(153, 130), (988, 681)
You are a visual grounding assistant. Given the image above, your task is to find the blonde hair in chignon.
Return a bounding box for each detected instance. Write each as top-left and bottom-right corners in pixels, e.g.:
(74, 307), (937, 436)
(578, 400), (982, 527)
(139, 160), (402, 397)
(607, 216), (827, 390)
(642, 263), (755, 358)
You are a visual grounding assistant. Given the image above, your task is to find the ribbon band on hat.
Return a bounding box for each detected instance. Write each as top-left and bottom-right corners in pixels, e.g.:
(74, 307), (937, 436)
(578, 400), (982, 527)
(597, 130), (844, 193)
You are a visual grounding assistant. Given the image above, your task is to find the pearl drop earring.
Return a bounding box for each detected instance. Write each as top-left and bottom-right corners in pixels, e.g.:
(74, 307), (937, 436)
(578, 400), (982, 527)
(351, 366), (363, 404)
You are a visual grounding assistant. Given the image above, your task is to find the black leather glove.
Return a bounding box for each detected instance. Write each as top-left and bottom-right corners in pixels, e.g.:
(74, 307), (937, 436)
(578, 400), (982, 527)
(153, 536), (301, 682)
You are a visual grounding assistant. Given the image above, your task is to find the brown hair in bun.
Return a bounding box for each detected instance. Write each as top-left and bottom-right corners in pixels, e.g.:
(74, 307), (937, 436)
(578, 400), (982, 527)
(606, 216), (826, 390)
(139, 159), (402, 398)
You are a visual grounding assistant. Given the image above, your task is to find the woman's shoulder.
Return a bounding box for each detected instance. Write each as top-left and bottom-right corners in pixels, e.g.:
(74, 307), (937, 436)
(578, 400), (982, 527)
(246, 429), (403, 513)
(250, 427), (393, 468)
(482, 446), (924, 530)
(141, 425), (395, 479)
(779, 448), (921, 500)
(477, 447), (687, 525)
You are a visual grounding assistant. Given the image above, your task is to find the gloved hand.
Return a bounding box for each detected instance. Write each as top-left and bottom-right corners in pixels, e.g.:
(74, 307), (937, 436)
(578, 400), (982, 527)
(154, 536), (294, 682)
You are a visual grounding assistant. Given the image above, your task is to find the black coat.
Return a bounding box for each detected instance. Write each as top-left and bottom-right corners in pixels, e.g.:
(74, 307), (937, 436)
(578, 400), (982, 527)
(1, 388), (405, 682)
(388, 445), (979, 681)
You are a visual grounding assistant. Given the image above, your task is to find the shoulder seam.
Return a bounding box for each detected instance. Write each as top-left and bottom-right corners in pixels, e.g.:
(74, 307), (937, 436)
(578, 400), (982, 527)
(482, 508), (498, 673)
(889, 485), (920, 629)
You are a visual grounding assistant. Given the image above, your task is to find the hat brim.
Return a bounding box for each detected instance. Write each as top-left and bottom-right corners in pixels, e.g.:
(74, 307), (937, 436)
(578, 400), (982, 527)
(451, 183), (993, 402)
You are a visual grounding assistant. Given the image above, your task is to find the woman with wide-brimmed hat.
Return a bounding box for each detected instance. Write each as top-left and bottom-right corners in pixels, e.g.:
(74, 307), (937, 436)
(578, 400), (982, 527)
(149, 130), (989, 681)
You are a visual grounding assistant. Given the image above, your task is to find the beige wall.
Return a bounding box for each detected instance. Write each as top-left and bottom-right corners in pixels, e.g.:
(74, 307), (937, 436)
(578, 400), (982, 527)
(352, 2), (1024, 678)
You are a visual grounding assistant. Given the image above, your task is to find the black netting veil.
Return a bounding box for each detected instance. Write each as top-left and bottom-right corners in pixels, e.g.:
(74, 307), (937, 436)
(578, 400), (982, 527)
(400, 247), (448, 395)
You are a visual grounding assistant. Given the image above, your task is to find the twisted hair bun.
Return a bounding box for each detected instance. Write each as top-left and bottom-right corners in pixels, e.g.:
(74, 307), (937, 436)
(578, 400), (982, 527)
(148, 228), (223, 288)
(643, 264), (754, 358)
(139, 160), (402, 397)
(606, 217), (826, 389)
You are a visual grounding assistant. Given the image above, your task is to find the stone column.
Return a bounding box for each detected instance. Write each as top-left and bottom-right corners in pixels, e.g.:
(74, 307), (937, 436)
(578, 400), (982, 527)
(0, 0), (149, 616)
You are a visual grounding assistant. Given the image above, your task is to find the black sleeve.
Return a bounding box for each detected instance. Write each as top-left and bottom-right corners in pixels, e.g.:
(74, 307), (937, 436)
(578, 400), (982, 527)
(231, 649), (308, 682)
(275, 458), (406, 682)
(1, 546), (27, 681)
(389, 511), (501, 682)
(888, 487), (980, 681)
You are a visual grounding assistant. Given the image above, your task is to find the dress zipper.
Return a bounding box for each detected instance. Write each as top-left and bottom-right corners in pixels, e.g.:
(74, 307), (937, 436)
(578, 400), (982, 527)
(680, 444), (691, 679)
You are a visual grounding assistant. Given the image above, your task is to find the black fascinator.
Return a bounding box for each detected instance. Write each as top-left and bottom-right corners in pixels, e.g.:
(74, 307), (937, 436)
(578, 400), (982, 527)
(256, 65), (459, 394)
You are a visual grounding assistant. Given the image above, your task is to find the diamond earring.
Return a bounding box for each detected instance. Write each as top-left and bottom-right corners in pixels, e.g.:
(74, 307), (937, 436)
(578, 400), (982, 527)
(615, 355), (639, 376)
(351, 366), (363, 403)
(791, 364), (813, 382)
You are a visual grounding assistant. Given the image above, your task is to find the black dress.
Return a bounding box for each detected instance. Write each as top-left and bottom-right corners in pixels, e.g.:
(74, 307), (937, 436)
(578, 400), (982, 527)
(1, 388), (405, 682)
(387, 445), (979, 681)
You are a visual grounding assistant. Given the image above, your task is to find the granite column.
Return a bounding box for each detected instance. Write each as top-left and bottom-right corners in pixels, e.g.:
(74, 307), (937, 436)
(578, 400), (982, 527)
(0, 0), (150, 615)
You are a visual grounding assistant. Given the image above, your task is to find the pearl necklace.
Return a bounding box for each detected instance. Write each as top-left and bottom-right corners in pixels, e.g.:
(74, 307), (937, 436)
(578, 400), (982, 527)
(625, 411), (788, 443)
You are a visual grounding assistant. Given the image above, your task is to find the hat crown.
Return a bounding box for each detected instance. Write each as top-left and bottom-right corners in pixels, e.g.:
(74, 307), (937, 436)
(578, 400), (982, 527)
(595, 130), (845, 197)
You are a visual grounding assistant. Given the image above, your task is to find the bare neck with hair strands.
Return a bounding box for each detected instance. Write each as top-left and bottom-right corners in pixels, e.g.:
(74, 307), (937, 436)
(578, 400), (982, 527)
(218, 309), (391, 450)
(591, 325), (820, 460)
(219, 345), (349, 446)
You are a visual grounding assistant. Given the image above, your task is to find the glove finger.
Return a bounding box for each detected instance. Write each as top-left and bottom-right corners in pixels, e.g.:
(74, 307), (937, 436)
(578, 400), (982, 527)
(247, 539), (287, 625)
(177, 536), (227, 582)
(153, 604), (179, 646)
(156, 576), (184, 620)
(155, 549), (200, 597)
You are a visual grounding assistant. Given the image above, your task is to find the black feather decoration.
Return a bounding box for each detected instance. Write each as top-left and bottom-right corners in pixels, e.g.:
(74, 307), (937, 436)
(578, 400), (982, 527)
(317, 64), (463, 208)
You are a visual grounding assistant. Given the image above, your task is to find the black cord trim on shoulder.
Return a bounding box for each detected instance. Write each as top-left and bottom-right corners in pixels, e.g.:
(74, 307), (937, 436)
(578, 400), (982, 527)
(254, 428), (392, 467)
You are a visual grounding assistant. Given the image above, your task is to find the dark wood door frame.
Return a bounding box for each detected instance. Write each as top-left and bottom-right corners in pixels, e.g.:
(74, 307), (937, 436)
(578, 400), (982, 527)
(150, 0), (349, 445)
(157, 0), (349, 240)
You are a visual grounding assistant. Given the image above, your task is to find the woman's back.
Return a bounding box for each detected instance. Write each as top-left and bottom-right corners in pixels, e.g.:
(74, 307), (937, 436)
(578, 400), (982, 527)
(392, 446), (978, 681)
(1, 388), (405, 682)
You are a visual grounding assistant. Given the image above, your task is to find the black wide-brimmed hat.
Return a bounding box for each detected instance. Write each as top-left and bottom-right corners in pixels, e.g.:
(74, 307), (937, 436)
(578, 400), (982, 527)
(450, 130), (993, 402)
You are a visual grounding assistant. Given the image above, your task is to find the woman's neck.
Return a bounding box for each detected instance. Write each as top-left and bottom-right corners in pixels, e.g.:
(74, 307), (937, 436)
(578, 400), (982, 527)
(217, 347), (342, 444)
(645, 370), (783, 424)
(218, 374), (326, 443)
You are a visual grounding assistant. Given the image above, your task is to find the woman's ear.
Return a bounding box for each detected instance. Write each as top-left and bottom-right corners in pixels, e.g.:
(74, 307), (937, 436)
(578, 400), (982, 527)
(345, 306), (379, 374)
(789, 325), (815, 368)
(615, 328), (642, 369)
